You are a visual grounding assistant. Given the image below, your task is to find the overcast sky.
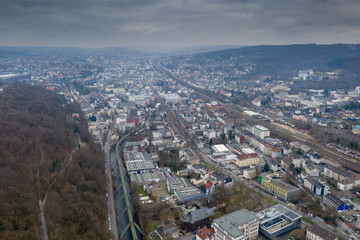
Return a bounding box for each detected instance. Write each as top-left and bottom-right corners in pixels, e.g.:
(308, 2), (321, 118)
(0, 0), (360, 48)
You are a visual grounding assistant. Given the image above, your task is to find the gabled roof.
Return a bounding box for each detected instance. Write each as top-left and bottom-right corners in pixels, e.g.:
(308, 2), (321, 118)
(196, 226), (215, 240)
(307, 225), (337, 240)
(204, 181), (213, 189)
(156, 221), (178, 237)
(181, 207), (214, 224)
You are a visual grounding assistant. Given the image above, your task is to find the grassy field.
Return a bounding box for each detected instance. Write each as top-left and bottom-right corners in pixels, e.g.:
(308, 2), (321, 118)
(138, 186), (147, 196)
(302, 217), (316, 225)
(203, 161), (221, 172)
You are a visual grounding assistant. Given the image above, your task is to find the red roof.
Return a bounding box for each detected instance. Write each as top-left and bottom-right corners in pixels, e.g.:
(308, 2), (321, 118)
(196, 226), (215, 240)
(204, 181), (213, 189)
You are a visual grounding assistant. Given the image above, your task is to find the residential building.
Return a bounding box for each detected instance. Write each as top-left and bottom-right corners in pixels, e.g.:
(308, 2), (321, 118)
(298, 69), (314, 80)
(195, 137), (204, 149)
(235, 132), (246, 144)
(212, 209), (259, 240)
(292, 157), (303, 168)
(155, 221), (179, 240)
(196, 226), (215, 240)
(303, 176), (329, 197)
(252, 98), (261, 107)
(251, 125), (270, 139)
(306, 225), (337, 240)
(243, 168), (257, 179)
(352, 125), (360, 134)
(181, 207), (215, 232)
(337, 178), (355, 191)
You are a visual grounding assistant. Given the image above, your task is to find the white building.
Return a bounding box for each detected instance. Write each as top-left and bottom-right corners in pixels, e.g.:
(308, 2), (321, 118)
(251, 125), (270, 139)
(210, 144), (237, 163)
(212, 209), (259, 240)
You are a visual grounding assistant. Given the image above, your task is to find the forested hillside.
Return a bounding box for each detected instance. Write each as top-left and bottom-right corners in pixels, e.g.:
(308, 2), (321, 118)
(0, 83), (107, 240)
(198, 44), (360, 73)
(194, 44), (360, 89)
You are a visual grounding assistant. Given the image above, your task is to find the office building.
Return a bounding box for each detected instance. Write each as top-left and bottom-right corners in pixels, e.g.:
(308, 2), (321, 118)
(212, 209), (259, 240)
(251, 125), (270, 139)
(257, 205), (301, 239)
(258, 175), (300, 201)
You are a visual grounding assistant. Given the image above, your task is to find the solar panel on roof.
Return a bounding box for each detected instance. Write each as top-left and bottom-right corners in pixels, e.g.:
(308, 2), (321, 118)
(284, 211), (300, 220)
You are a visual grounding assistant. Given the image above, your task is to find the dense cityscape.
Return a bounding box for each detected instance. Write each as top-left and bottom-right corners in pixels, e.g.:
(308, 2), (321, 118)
(1, 45), (360, 240)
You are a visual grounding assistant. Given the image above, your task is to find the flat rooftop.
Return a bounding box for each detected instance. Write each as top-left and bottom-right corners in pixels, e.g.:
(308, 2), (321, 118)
(126, 161), (157, 172)
(262, 216), (292, 233)
(241, 148), (256, 154)
(257, 205), (301, 235)
(213, 209), (257, 239)
(175, 187), (205, 202)
(212, 144), (229, 153)
(124, 151), (145, 162)
(167, 176), (188, 189)
(264, 179), (299, 192)
(130, 172), (165, 185)
(254, 125), (269, 131)
(257, 204), (301, 222)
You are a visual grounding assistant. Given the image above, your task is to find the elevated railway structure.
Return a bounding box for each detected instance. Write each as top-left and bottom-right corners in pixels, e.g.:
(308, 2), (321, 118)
(115, 110), (151, 240)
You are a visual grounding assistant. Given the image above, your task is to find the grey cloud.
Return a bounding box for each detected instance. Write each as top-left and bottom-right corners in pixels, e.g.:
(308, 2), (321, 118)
(0, 0), (359, 47)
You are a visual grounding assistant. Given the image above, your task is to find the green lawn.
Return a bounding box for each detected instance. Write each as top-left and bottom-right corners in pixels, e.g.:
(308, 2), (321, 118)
(302, 217), (315, 225)
(203, 161), (221, 172)
(138, 186), (147, 196)
(234, 180), (276, 205)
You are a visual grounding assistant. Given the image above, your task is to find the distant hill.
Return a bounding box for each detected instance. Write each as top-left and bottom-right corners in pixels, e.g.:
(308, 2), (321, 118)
(198, 44), (360, 72)
(0, 46), (147, 59)
(194, 44), (360, 89)
(0, 83), (107, 239)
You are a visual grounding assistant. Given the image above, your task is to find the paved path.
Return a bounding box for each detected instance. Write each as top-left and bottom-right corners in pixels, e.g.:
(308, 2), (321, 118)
(38, 134), (81, 240)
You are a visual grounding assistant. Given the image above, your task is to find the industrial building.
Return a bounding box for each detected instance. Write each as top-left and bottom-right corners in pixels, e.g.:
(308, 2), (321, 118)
(123, 150), (159, 173)
(167, 176), (205, 203)
(210, 144), (237, 163)
(212, 209), (259, 240)
(323, 193), (349, 212)
(257, 205), (301, 239)
(162, 93), (187, 104)
(130, 172), (166, 185)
